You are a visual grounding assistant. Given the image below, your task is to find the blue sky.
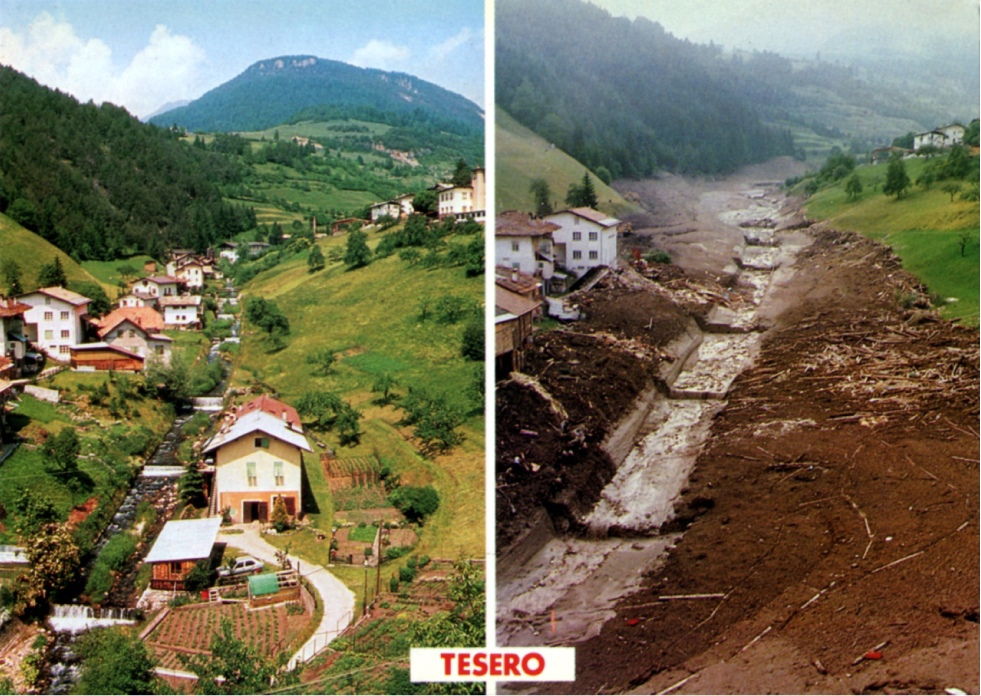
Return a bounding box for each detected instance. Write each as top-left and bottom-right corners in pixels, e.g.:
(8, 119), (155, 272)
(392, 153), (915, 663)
(0, 1), (485, 118)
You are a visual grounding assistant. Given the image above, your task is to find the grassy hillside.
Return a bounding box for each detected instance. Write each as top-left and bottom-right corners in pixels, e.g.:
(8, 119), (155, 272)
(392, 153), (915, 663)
(804, 158), (979, 325)
(233, 227), (484, 559)
(0, 213), (111, 294)
(496, 107), (638, 217)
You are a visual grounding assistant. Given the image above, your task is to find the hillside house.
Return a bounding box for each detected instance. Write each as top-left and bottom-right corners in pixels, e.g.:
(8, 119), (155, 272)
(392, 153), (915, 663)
(117, 293), (154, 309)
(939, 123), (966, 145)
(144, 517), (222, 591)
(545, 207), (620, 277)
(495, 286), (541, 377)
(131, 276), (179, 303)
(437, 168), (486, 222)
(94, 307), (171, 367)
(218, 242), (240, 264)
(495, 211), (559, 293)
(229, 394), (303, 432)
(870, 146), (910, 164)
(913, 130), (949, 151)
(159, 295), (202, 329)
(18, 287), (91, 361)
(370, 200), (402, 222)
(0, 298), (32, 375)
(166, 257), (205, 289)
(203, 405), (311, 524)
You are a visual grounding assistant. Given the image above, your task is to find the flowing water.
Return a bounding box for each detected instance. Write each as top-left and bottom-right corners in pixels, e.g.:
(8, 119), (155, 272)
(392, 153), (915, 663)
(498, 187), (808, 647)
(41, 280), (239, 690)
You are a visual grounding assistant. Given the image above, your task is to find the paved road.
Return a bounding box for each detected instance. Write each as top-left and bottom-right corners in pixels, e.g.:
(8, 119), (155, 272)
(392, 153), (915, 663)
(218, 524), (355, 669)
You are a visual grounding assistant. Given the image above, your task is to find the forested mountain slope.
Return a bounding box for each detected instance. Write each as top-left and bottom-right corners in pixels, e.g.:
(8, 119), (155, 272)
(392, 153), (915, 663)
(496, 0), (795, 177)
(150, 55), (484, 135)
(0, 66), (253, 261)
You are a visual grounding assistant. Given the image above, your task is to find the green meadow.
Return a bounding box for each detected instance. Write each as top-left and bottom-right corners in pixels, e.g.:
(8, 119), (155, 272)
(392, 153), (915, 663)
(80, 255), (159, 288)
(0, 214), (110, 294)
(233, 226), (485, 558)
(805, 158), (979, 325)
(496, 107), (638, 217)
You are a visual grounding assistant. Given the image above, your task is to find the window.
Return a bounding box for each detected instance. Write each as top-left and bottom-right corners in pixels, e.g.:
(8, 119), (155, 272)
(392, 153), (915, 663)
(573, 217), (580, 225)
(59, 345), (69, 354)
(541, 241), (551, 252)
(572, 250), (582, 260)
(44, 330), (53, 340)
(61, 330), (69, 339)
(154, 345), (164, 355)
(274, 461), (284, 486)
(511, 242), (520, 252)
(60, 311), (69, 320)
(44, 311), (53, 321)
(169, 561), (182, 575)
(246, 461), (257, 487)
(572, 232), (582, 241)
(589, 232), (598, 241)
(589, 250), (599, 260)
(44, 297), (51, 305)
(254, 436), (270, 449)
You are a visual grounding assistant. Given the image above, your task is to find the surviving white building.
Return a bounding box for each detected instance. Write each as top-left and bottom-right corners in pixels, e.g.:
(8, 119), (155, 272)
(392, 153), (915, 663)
(544, 207), (620, 277)
(19, 287), (91, 361)
(495, 211), (559, 289)
(437, 168), (486, 222)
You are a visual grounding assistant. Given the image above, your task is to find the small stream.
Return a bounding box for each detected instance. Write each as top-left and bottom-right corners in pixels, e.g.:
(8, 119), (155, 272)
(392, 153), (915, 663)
(41, 280), (239, 692)
(498, 186), (809, 647)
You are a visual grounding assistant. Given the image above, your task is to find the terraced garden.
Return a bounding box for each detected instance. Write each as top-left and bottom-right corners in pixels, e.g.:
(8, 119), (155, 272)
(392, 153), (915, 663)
(148, 601), (312, 670)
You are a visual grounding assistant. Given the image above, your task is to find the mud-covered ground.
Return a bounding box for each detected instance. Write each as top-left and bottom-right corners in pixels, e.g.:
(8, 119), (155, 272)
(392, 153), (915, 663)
(497, 159), (979, 694)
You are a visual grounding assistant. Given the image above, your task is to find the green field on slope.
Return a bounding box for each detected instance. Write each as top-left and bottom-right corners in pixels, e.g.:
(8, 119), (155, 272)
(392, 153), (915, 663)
(805, 158), (979, 325)
(0, 214), (111, 294)
(496, 107), (639, 217)
(234, 227), (484, 559)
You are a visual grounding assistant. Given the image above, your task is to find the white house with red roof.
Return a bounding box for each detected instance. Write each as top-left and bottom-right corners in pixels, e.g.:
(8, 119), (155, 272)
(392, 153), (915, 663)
(204, 399), (311, 524)
(18, 287), (91, 360)
(166, 256), (205, 289)
(544, 207), (620, 276)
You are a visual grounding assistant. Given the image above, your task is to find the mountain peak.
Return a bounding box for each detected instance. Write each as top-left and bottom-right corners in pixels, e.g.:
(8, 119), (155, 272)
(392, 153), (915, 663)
(150, 55), (481, 133)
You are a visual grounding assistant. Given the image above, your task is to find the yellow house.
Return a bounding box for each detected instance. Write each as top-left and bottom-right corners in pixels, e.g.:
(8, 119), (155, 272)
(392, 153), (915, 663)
(204, 409), (311, 523)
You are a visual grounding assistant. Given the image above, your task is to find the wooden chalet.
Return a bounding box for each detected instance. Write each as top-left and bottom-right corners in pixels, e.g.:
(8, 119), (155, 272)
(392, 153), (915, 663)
(70, 343), (144, 372)
(144, 517), (222, 591)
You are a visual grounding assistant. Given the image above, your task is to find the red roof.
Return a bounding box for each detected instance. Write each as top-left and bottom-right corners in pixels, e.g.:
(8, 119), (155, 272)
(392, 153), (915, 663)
(234, 394), (302, 431)
(96, 307), (165, 338)
(495, 210), (559, 237)
(0, 298), (31, 318)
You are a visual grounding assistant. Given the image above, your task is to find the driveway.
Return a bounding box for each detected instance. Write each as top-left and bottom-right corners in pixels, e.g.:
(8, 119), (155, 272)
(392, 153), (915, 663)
(218, 524), (355, 669)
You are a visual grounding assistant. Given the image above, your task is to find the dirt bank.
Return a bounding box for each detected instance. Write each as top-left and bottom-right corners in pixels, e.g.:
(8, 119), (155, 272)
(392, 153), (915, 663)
(498, 159), (979, 695)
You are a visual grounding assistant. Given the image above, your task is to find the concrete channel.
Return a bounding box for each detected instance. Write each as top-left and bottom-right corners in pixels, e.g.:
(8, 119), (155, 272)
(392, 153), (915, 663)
(498, 187), (810, 648)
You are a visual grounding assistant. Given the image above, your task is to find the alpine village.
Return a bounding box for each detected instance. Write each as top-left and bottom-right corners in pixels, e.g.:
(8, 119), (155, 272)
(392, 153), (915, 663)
(493, 1), (977, 694)
(0, 55), (484, 694)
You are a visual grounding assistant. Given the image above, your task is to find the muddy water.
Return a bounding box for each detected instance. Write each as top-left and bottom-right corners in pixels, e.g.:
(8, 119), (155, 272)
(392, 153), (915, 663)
(497, 184), (809, 648)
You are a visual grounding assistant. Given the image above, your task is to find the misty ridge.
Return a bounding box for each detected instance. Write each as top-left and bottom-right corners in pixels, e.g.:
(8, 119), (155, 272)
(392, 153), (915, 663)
(497, 0), (978, 178)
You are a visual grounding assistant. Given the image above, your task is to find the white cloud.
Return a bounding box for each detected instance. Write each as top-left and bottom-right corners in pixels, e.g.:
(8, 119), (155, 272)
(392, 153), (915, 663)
(350, 39), (411, 71)
(0, 13), (206, 118)
(428, 27), (475, 62)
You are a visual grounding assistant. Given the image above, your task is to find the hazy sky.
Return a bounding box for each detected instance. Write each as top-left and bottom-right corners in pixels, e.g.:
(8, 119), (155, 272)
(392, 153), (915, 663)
(590, 0), (979, 58)
(0, 1), (485, 118)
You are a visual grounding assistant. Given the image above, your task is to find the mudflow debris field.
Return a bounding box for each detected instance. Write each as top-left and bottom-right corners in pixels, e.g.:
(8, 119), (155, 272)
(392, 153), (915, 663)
(496, 161), (979, 695)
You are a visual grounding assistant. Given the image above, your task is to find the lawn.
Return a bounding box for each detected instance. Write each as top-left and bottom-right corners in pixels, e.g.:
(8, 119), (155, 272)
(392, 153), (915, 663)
(231, 224), (485, 562)
(348, 524), (378, 544)
(80, 255), (158, 287)
(496, 106), (639, 217)
(805, 159), (979, 325)
(0, 213), (109, 293)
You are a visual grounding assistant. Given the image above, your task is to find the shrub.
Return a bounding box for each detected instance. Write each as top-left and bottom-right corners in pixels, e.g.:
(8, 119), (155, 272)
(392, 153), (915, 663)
(388, 486), (440, 524)
(100, 533), (138, 572)
(389, 576), (400, 593)
(398, 565), (416, 583)
(460, 320), (483, 361)
(183, 559), (214, 593)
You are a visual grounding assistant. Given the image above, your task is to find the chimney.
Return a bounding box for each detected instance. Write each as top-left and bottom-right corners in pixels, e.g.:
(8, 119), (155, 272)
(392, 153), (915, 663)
(282, 410), (287, 421)
(511, 269), (518, 283)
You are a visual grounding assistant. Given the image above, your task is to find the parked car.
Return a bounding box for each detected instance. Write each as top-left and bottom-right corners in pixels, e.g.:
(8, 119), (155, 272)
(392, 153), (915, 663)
(217, 555), (263, 578)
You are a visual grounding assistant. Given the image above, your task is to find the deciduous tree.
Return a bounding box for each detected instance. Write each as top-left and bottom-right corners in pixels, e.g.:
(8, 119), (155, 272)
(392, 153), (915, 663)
(883, 156), (911, 199)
